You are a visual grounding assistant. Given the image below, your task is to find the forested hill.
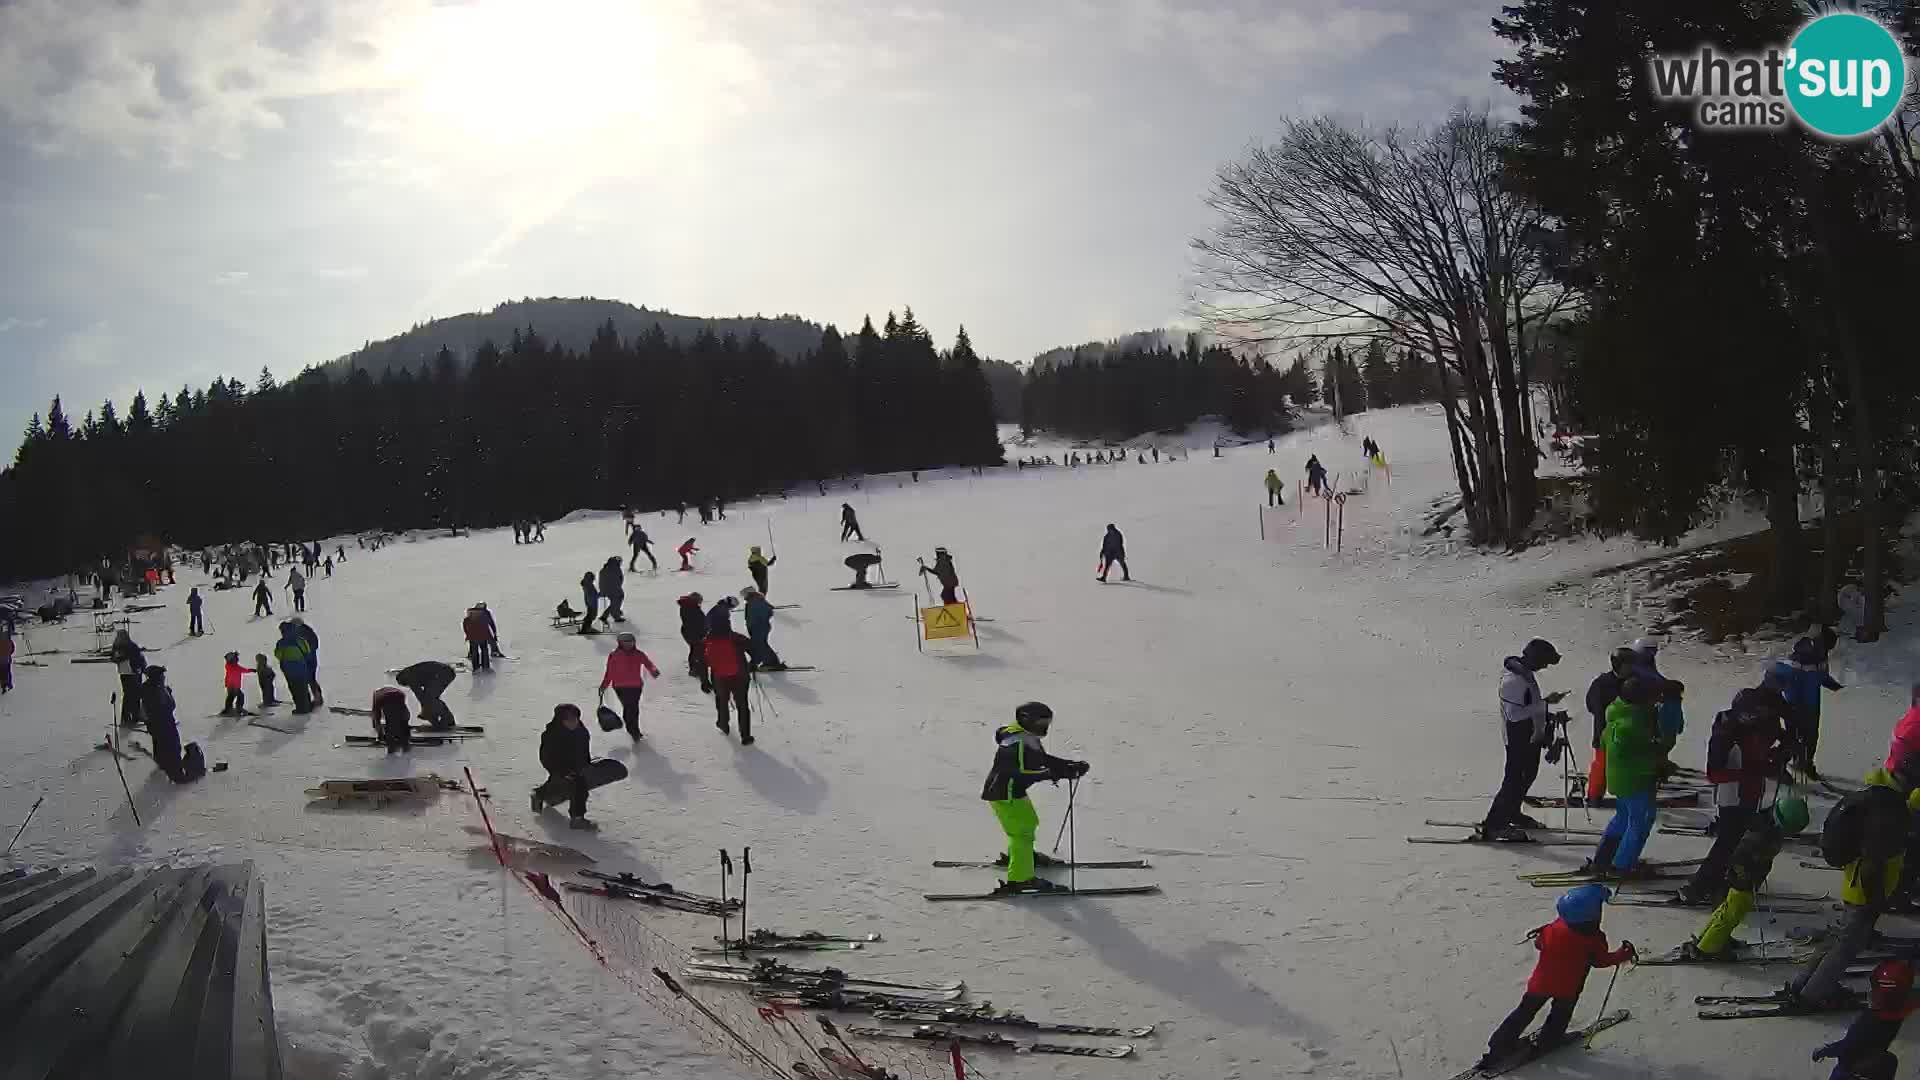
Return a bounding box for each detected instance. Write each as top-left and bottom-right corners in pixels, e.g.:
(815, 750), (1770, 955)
(330, 297), (827, 376)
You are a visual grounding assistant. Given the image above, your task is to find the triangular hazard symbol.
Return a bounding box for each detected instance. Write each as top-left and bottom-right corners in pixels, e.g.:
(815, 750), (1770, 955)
(929, 607), (963, 629)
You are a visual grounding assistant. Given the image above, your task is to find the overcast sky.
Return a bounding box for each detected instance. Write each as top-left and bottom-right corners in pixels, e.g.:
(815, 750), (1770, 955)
(0, 0), (1504, 457)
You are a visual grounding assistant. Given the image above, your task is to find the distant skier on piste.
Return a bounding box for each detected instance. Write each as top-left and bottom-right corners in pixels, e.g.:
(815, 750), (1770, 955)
(628, 523), (656, 571)
(1264, 469), (1284, 507)
(919, 547), (960, 604)
(1477, 884), (1633, 1070)
(980, 702), (1089, 895)
(840, 503), (865, 542)
(747, 546), (776, 596)
(1477, 638), (1565, 840)
(220, 652), (254, 716)
(1096, 525), (1128, 582)
(252, 579), (273, 617)
(677, 537), (699, 571)
(292, 616), (323, 705)
(1305, 454), (1327, 496)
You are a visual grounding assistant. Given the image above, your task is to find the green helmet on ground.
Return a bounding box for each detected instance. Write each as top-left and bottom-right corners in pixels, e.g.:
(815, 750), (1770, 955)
(1774, 795), (1811, 835)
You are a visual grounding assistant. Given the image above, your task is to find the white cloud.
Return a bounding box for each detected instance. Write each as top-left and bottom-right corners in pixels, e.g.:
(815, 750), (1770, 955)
(314, 266), (368, 280)
(0, 317), (47, 333)
(214, 270), (250, 285)
(51, 320), (120, 370)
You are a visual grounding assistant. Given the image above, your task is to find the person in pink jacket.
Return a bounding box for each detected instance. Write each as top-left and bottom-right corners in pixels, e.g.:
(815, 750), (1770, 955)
(600, 631), (661, 739)
(1884, 683), (1920, 772)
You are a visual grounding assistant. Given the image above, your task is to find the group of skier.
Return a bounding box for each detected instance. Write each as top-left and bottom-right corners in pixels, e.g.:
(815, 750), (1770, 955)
(1470, 626), (1920, 1075)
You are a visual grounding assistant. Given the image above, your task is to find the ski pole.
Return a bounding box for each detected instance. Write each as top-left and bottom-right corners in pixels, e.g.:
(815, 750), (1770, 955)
(1067, 778), (1079, 894)
(719, 849), (733, 956)
(740, 847), (751, 947)
(107, 697), (140, 827)
(5, 795), (43, 856)
(1585, 961), (1622, 1048)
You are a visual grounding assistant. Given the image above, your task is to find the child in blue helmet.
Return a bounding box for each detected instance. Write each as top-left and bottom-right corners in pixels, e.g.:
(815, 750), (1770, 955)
(1479, 884), (1636, 1068)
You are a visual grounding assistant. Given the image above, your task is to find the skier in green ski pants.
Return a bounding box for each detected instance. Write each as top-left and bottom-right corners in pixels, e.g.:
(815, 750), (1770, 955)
(981, 701), (1090, 895)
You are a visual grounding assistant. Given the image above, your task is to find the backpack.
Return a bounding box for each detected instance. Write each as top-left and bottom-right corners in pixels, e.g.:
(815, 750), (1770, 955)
(1821, 785), (1903, 867)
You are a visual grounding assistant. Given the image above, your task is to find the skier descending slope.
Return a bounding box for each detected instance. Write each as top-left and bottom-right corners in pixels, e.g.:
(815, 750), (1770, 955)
(1478, 639), (1565, 840)
(1477, 884), (1634, 1070)
(1096, 526), (1129, 582)
(918, 547), (960, 604)
(980, 702), (1089, 895)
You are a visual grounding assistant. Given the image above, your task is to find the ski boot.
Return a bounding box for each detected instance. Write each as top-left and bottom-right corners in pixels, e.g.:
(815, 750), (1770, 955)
(994, 851), (1065, 868)
(1512, 813), (1551, 831)
(531, 789), (545, 813)
(992, 878), (1069, 896)
(1477, 825), (1532, 843)
(569, 816), (599, 831)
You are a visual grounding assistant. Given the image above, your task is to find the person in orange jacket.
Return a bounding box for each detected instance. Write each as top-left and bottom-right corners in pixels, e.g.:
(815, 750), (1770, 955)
(221, 651), (255, 715)
(599, 632), (661, 739)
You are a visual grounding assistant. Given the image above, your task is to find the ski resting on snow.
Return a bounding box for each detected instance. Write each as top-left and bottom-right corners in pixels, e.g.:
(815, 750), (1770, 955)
(1442, 1010), (1630, 1079)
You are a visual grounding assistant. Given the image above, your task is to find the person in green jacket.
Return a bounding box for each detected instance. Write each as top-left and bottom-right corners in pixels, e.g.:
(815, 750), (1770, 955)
(1585, 677), (1662, 877)
(980, 702), (1089, 894)
(1264, 469), (1285, 506)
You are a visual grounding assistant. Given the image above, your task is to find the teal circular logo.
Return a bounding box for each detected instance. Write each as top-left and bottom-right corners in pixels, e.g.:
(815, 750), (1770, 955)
(1786, 13), (1909, 138)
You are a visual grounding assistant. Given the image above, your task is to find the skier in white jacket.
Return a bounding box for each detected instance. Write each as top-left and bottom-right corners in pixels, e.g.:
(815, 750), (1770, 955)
(1479, 638), (1567, 840)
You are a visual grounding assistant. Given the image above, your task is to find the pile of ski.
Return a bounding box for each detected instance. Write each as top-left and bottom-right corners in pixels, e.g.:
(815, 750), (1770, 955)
(1444, 1010), (1629, 1079)
(1659, 824), (1818, 847)
(685, 959), (963, 1000)
(1407, 833), (1590, 847)
(751, 986), (968, 1014)
(845, 1024), (1132, 1058)
(1519, 858), (1702, 887)
(1425, 819), (1607, 837)
(1525, 793), (1697, 809)
(930, 858), (1150, 869)
(1696, 991), (1860, 1020)
(1638, 939), (1814, 966)
(566, 870), (739, 915)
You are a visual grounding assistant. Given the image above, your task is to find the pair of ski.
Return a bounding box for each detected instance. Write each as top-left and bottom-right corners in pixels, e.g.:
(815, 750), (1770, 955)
(338, 735), (478, 748)
(754, 988), (1150, 1038)
(1524, 793), (1697, 809)
(1409, 820), (1594, 846)
(567, 869), (741, 914)
(685, 960), (963, 1001)
(327, 706), (486, 734)
(1695, 990), (1862, 1020)
(1444, 1011), (1629, 1079)
(926, 853), (1158, 902)
(1659, 824), (1819, 846)
(845, 1024), (1133, 1058)
(1608, 892), (1826, 914)
(1518, 858), (1704, 887)
(701, 930), (882, 955)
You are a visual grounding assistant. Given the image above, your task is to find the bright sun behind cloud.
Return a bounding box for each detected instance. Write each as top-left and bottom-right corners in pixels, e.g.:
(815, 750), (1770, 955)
(380, 0), (689, 149)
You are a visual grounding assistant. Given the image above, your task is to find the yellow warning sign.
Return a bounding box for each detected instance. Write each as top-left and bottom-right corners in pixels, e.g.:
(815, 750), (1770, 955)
(921, 604), (971, 640)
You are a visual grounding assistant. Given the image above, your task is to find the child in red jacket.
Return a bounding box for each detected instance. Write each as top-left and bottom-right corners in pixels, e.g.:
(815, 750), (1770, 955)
(677, 538), (699, 571)
(1480, 884), (1635, 1068)
(221, 651), (255, 715)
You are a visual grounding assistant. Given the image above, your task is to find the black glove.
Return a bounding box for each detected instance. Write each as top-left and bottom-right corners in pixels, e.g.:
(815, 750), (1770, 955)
(1812, 1042), (1837, 1062)
(1067, 760), (1090, 779)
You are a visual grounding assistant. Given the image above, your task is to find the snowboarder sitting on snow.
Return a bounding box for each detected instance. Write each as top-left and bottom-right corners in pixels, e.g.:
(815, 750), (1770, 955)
(1479, 638), (1565, 840)
(534, 703), (597, 830)
(579, 571), (600, 635)
(463, 605), (494, 671)
(394, 659), (459, 731)
(220, 652), (254, 715)
(741, 587), (784, 671)
(254, 652), (279, 705)
(747, 546), (776, 596)
(1097, 525), (1129, 582)
(371, 686), (412, 752)
(1478, 884), (1634, 1069)
(678, 592), (710, 691)
(677, 537), (699, 571)
(844, 552), (883, 589)
(840, 503), (864, 542)
(919, 547), (961, 604)
(1684, 795), (1809, 959)
(980, 702), (1089, 895)
(1813, 959), (1919, 1080)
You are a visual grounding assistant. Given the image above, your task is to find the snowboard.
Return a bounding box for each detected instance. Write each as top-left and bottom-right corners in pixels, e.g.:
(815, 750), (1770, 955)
(533, 759), (630, 809)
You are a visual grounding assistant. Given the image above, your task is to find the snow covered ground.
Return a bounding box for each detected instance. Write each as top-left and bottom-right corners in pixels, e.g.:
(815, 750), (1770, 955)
(5, 402), (1920, 1079)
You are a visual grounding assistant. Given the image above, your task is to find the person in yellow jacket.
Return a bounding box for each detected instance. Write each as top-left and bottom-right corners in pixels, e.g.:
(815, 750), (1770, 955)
(980, 702), (1088, 894)
(1789, 766), (1917, 1005)
(1264, 469), (1285, 507)
(747, 546), (776, 596)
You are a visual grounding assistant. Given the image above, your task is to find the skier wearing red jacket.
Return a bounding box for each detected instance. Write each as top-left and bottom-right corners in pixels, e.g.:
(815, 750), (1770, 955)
(677, 538), (699, 571)
(705, 622), (755, 746)
(1479, 884), (1635, 1068)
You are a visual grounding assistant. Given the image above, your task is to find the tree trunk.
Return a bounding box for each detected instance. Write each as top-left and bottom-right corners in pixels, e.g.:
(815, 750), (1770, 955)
(1761, 439), (1804, 617)
(1457, 306), (1508, 546)
(1809, 386), (1843, 625)
(1485, 300), (1538, 545)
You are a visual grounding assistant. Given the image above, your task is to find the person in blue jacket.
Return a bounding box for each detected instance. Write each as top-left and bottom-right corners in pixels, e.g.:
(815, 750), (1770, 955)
(1786, 634), (1844, 777)
(741, 588), (785, 671)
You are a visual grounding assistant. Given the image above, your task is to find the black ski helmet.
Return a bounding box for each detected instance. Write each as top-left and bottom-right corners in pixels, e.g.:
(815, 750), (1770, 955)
(1014, 701), (1054, 733)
